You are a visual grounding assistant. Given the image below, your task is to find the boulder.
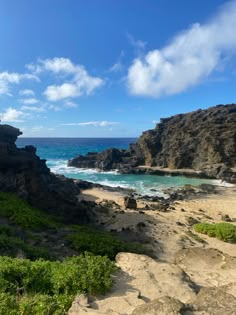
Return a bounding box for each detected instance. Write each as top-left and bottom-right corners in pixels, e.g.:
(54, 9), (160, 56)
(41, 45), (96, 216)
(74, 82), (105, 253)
(132, 296), (185, 315)
(192, 287), (236, 315)
(124, 196), (137, 209)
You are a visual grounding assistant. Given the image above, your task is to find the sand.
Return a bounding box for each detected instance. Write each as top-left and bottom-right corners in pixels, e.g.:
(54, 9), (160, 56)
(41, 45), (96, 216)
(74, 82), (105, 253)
(69, 185), (236, 314)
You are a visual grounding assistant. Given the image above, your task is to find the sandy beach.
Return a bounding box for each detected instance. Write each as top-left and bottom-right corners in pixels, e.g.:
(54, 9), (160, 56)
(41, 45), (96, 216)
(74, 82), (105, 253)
(80, 185), (236, 260)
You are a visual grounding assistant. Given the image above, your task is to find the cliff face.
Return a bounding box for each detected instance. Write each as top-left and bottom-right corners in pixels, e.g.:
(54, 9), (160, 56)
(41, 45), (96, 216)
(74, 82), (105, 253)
(0, 124), (90, 223)
(68, 104), (236, 182)
(136, 104), (236, 169)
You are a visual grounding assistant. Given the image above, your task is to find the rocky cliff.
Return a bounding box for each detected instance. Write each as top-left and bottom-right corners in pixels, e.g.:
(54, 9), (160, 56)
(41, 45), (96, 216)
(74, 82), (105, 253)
(0, 124), (91, 223)
(68, 104), (236, 183)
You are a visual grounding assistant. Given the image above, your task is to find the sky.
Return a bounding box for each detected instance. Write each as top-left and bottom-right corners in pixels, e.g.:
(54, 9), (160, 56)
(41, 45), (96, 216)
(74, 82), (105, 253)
(0, 0), (236, 137)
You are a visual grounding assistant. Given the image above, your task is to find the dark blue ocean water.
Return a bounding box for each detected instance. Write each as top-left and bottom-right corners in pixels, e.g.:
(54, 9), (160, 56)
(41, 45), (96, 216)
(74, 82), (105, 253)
(16, 137), (217, 196)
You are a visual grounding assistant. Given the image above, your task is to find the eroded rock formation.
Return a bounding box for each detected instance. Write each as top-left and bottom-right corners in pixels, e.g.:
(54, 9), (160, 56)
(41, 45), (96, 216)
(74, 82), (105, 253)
(68, 104), (236, 182)
(0, 124), (91, 223)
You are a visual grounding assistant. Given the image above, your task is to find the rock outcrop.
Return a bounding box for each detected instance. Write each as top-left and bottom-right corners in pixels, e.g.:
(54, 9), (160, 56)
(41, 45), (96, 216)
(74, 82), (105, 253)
(0, 124), (91, 223)
(68, 250), (236, 314)
(68, 104), (236, 182)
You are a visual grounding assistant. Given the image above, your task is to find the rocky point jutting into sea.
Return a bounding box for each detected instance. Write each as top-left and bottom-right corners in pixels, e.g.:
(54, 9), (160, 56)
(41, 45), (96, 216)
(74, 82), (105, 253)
(68, 104), (236, 183)
(0, 124), (96, 223)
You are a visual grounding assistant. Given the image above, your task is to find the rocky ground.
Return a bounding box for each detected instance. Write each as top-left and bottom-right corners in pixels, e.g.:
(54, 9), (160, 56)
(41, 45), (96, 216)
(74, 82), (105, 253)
(69, 184), (236, 314)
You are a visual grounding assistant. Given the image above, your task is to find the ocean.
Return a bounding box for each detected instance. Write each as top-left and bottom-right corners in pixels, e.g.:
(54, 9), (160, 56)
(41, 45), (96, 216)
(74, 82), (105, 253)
(16, 137), (217, 196)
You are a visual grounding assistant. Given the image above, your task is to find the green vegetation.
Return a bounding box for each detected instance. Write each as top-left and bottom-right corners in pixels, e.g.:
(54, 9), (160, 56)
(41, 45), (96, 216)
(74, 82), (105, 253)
(0, 192), (150, 313)
(193, 222), (236, 243)
(0, 192), (58, 230)
(0, 234), (50, 260)
(0, 221), (50, 260)
(0, 253), (116, 314)
(68, 225), (146, 259)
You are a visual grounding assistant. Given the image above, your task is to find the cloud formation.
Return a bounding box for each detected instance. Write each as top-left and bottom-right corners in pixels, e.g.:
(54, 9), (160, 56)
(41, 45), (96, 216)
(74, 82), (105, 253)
(28, 57), (104, 101)
(127, 1), (236, 97)
(62, 121), (119, 127)
(19, 89), (35, 96)
(21, 106), (45, 112)
(0, 72), (39, 96)
(19, 98), (39, 105)
(0, 107), (26, 122)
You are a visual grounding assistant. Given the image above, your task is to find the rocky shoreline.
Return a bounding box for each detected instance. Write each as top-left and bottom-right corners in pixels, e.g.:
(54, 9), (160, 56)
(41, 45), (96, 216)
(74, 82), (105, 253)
(0, 124), (101, 223)
(1, 122), (236, 314)
(68, 104), (236, 183)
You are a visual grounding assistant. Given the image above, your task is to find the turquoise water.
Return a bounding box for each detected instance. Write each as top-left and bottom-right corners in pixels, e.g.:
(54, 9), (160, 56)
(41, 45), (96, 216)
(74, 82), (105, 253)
(16, 138), (217, 196)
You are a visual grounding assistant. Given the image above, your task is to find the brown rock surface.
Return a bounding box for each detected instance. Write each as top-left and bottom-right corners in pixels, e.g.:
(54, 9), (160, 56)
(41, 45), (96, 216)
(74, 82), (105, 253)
(131, 296), (185, 315)
(68, 104), (236, 182)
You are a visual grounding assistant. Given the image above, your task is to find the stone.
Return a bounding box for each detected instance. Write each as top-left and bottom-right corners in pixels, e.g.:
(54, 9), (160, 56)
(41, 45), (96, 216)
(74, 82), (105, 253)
(192, 287), (236, 315)
(132, 296), (185, 315)
(124, 196), (137, 209)
(221, 214), (232, 222)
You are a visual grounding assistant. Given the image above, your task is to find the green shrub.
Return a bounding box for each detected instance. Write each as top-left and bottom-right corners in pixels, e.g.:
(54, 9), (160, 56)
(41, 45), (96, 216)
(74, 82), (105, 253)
(0, 253), (116, 314)
(0, 292), (72, 315)
(0, 293), (18, 315)
(193, 222), (236, 243)
(68, 225), (146, 260)
(0, 192), (57, 230)
(0, 225), (14, 236)
(0, 234), (50, 260)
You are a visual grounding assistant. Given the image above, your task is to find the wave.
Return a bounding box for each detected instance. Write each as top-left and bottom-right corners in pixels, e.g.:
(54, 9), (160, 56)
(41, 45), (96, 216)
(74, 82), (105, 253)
(46, 159), (232, 197)
(48, 160), (119, 175)
(212, 179), (235, 187)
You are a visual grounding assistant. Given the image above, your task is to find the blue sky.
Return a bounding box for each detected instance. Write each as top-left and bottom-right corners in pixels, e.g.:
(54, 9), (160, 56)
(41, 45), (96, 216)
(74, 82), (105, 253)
(0, 0), (235, 137)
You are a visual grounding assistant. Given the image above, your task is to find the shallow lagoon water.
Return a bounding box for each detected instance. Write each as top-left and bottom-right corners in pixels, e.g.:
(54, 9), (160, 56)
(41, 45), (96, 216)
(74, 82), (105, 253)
(17, 137), (218, 196)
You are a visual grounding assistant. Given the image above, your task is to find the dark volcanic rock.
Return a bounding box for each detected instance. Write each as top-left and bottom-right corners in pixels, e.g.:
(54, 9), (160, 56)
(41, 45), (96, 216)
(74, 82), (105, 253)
(68, 147), (141, 173)
(68, 104), (236, 182)
(124, 196), (137, 209)
(0, 124), (90, 223)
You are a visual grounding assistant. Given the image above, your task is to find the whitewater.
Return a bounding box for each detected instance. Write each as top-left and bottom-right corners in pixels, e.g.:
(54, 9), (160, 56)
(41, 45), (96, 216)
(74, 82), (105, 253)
(17, 137), (220, 196)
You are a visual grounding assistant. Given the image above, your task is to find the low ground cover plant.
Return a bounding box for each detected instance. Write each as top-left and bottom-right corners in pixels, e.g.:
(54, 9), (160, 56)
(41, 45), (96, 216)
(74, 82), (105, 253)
(0, 253), (116, 314)
(68, 225), (147, 259)
(193, 222), (236, 243)
(0, 192), (58, 230)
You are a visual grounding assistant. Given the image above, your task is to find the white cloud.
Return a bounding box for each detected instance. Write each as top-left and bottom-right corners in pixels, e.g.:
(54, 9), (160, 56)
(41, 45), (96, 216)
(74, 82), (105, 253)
(19, 98), (39, 104)
(64, 100), (78, 108)
(127, 1), (236, 97)
(27, 57), (104, 101)
(19, 89), (35, 96)
(21, 105), (45, 112)
(27, 57), (76, 74)
(0, 107), (26, 122)
(44, 71), (103, 101)
(62, 121), (119, 127)
(41, 57), (76, 74)
(109, 51), (125, 73)
(0, 72), (39, 96)
(44, 83), (79, 101)
(127, 34), (147, 52)
(47, 104), (61, 111)
(109, 62), (123, 73)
